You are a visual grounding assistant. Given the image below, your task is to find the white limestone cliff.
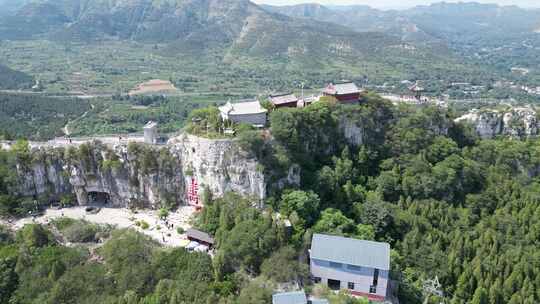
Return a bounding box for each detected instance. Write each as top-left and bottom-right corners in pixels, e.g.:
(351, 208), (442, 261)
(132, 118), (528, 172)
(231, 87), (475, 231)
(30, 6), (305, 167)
(14, 134), (267, 208)
(455, 107), (539, 139)
(169, 133), (266, 201)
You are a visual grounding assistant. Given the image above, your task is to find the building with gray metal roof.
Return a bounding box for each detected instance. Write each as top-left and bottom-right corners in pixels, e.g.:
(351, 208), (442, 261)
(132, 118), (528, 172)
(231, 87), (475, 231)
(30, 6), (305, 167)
(309, 234), (390, 301)
(310, 234), (390, 270)
(272, 291), (307, 304)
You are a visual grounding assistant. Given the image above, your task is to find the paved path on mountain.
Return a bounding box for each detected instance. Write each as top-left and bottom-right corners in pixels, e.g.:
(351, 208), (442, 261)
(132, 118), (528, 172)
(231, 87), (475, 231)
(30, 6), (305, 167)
(1, 134), (147, 150)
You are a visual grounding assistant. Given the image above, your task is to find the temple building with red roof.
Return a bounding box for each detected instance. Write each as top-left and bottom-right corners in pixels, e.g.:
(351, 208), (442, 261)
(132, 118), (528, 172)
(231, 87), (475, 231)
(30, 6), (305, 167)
(323, 82), (362, 103)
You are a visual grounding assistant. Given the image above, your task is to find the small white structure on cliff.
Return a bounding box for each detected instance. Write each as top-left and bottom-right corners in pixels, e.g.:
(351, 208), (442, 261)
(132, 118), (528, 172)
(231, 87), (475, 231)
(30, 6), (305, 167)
(219, 100), (267, 127)
(144, 121), (158, 144)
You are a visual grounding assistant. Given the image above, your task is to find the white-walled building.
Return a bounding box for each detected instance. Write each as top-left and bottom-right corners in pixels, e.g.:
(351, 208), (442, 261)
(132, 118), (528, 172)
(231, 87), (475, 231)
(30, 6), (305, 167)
(309, 234), (390, 302)
(143, 121), (158, 144)
(218, 100), (267, 127)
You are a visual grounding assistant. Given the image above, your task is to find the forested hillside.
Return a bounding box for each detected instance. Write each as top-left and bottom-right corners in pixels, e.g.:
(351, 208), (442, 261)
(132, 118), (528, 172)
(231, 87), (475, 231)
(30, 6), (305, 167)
(0, 0), (496, 97)
(1, 97), (539, 303)
(0, 93), (91, 140)
(263, 2), (540, 88)
(0, 64), (33, 90)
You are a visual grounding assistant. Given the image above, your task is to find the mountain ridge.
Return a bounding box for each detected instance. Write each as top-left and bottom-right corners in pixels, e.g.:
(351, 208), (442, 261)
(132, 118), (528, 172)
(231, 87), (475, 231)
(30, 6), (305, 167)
(262, 2), (540, 45)
(0, 0), (418, 59)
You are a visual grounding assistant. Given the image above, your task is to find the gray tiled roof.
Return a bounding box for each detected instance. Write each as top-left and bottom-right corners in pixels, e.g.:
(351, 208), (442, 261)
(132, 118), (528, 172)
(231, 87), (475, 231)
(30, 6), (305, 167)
(324, 82), (360, 95)
(272, 291), (307, 304)
(310, 234), (390, 270)
(144, 121), (158, 129)
(219, 100), (267, 115)
(186, 228), (214, 245)
(270, 93), (299, 105)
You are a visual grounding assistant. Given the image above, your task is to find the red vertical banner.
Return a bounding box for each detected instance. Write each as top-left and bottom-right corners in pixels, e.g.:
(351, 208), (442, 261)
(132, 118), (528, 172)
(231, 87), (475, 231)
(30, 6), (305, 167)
(188, 178), (201, 209)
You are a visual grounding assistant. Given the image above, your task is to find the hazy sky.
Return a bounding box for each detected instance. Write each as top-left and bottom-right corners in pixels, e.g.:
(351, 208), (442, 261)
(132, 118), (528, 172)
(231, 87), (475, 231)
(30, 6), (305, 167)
(252, 0), (540, 9)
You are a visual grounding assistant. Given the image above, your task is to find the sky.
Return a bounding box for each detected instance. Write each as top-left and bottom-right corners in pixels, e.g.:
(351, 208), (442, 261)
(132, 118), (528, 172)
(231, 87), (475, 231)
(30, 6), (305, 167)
(251, 0), (540, 9)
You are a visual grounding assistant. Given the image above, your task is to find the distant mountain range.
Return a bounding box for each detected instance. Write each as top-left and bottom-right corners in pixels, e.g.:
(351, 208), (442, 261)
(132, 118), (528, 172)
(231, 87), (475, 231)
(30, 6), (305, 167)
(0, 0), (538, 91)
(0, 1), (535, 56)
(262, 2), (540, 46)
(0, 0), (401, 57)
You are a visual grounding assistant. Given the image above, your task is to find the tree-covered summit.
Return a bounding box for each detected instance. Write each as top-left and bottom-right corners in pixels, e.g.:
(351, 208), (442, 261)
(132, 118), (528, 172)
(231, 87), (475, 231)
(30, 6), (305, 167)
(1, 97), (540, 303)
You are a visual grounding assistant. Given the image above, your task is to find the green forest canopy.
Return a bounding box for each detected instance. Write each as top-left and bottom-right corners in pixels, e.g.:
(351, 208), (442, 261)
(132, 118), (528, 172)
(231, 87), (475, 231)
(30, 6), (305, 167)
(0, 98), (539, 303)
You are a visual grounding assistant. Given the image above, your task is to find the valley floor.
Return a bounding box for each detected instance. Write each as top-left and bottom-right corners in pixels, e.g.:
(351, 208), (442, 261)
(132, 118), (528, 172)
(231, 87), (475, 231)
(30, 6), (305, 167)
(1, 205), (196, 247)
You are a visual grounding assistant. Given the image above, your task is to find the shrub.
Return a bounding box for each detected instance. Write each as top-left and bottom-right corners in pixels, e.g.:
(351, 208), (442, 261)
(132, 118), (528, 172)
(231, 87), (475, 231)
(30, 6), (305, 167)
(63, 223), (103, 243)
(52, 218), (76, 230)
(60, 194), (76, 207)
(101, 159), (122, 171)
(136, 221), (150, 230)
(53, 219), (112, 243)
(158, 208), (169, 219)
(16, 224), (55, 248)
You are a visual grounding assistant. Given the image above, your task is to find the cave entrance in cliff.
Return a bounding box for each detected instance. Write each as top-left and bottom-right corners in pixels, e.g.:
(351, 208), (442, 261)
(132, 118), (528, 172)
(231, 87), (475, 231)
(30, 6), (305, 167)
(87, 191), (111, 206)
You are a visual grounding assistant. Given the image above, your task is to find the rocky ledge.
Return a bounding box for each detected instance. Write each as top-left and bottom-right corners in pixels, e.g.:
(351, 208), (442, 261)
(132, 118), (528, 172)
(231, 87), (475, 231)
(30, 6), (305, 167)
(14, 133), (268, 209)
(455, 106), (539, 139)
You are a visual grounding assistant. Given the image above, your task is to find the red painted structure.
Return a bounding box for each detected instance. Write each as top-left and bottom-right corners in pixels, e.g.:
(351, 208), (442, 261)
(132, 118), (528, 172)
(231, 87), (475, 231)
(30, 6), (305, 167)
(323, 82), (362, 103)
(348, 290), (385, 302)
(187, 178), (202, 210)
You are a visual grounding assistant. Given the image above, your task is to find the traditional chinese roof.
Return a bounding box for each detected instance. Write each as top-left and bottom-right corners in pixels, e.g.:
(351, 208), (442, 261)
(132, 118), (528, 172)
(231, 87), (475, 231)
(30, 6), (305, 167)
(186, 228), (215, 245)
(409, 83), (425, 92)
(323, 82), (360, 95)
(310, 234), (390, 270)
(144, 121), (158, 129)
(269, 93), (299, 106)
(219, 100), (267, 116)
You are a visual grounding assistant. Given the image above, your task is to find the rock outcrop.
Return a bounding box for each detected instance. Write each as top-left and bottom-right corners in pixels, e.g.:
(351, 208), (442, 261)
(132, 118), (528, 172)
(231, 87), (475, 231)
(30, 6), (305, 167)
(455, 107), (539, 139)
(14, 134), (266, 208)
(169, 133), (266, 201)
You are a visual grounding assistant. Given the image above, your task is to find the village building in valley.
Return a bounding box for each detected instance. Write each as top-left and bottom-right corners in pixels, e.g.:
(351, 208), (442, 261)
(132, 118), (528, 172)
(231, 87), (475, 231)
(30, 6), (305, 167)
(323, 82), (363, 103)
(218, 100), (268, 127)
(309, 234), (390, 302)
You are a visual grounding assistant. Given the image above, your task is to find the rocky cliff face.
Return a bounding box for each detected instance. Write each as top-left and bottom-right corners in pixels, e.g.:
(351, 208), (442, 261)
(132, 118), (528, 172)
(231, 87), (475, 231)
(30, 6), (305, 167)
(14, 134), (266, 208)
(169, 133), (266, 201)
(455, 107), (539, 139)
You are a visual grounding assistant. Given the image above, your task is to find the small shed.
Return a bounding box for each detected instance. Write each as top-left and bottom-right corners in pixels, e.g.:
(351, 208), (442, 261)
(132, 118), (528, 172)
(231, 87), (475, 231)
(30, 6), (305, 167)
(272, 291), (307, 304)
(186, 228), (215, 247)
(143, 121), (158, 144)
